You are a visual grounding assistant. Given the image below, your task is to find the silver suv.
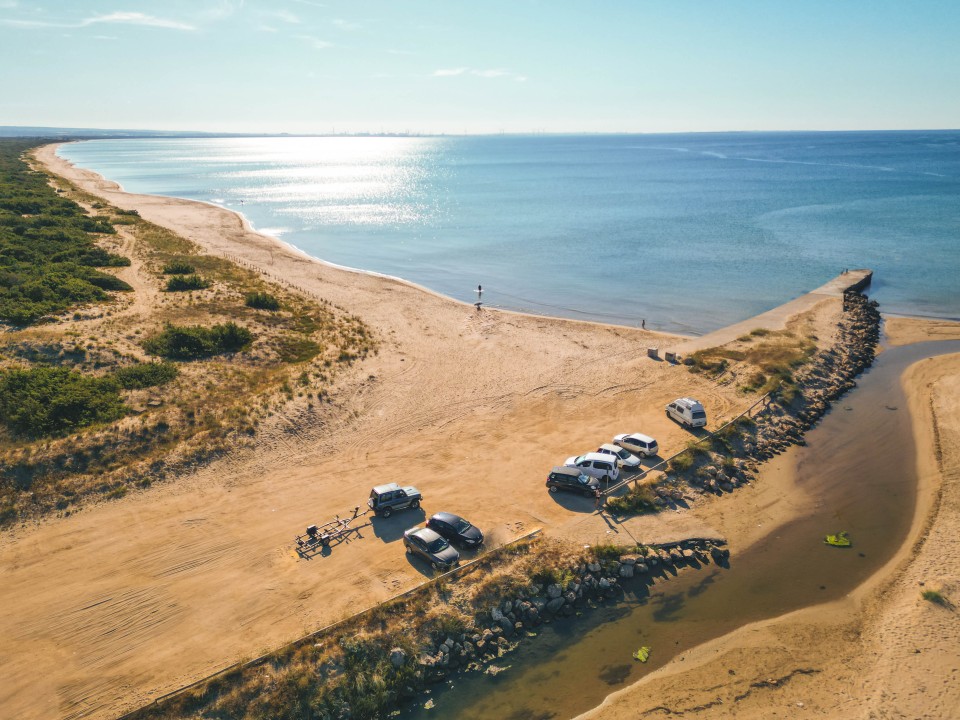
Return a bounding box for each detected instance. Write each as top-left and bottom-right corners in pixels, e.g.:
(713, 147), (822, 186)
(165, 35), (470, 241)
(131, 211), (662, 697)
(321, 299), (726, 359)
(367, 483), (422, 518)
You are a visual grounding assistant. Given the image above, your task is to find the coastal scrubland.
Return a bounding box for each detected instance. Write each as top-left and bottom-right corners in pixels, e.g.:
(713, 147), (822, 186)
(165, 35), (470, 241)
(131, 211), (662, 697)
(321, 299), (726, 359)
(0, 139), (375, 526)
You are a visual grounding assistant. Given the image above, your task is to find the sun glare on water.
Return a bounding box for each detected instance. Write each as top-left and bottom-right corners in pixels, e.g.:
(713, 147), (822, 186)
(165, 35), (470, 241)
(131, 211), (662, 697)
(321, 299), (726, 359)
(205, 136), (439, 225)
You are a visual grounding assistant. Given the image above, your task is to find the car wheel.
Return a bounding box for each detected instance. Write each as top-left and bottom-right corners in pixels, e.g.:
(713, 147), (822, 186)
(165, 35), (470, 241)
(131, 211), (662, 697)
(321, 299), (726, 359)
(381, 506), (393, 518)
(548, 485), (558, 493)
(411, 499), (420, 510)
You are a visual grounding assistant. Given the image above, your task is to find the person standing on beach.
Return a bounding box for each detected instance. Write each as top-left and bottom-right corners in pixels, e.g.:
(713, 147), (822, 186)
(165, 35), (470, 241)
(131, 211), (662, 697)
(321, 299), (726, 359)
(642, 319), (646, 329)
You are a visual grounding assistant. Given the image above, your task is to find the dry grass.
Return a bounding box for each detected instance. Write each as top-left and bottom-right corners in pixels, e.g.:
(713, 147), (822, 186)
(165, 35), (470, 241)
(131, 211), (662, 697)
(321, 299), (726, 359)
(0, 170), (377, 527)
(689, 329), (817, 399)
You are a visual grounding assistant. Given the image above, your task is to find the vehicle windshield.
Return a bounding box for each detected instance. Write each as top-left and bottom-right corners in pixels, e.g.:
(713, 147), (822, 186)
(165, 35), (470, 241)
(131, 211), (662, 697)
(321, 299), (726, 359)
(617, 449), (630, 459)
(427, 537), (450, 553)
(577, 474), (591, 484)
(455, 519), (472, 533)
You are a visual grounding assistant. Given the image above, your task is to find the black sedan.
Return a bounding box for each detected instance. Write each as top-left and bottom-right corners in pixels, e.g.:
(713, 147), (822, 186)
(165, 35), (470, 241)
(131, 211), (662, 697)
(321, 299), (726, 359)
(426, 512), (484, 548)
(403, 527), (461, 570)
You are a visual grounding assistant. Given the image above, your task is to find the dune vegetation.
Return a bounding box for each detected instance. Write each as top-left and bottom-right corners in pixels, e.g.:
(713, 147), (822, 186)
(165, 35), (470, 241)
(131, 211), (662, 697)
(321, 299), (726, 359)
(0, 140), (376, 526)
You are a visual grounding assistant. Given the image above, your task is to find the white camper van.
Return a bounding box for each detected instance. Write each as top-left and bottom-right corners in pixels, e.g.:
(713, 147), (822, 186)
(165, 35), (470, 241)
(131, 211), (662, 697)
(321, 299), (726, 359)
(665, 397), (707, 428)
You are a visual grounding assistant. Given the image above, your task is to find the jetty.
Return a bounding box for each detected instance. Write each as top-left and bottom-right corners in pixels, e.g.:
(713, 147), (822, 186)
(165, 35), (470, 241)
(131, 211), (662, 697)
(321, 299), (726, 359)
(673, 269), (872, 355)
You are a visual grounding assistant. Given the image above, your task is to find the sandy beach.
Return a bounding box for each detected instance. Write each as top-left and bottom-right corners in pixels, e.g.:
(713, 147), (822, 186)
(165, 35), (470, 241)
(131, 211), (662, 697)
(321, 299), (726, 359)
(0, 145), (955, 720)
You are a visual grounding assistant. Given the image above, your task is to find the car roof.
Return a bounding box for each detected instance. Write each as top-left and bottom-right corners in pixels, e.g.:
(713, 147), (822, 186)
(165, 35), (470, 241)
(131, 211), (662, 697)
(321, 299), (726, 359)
(409, 526), (442, 542)
(372, 482), (401, 494)
(431, 511), (465, 525)
(550, 466), (583, 477)
(675, 397), (704, 410)
(582, 452), (614, 462)
(624, 432), (656, 443)
(598, 443), (622, 452)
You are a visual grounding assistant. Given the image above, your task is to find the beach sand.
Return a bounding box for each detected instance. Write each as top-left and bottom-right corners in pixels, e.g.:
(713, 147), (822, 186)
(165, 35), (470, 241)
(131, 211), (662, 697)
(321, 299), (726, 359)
(0, 145), (951, 720)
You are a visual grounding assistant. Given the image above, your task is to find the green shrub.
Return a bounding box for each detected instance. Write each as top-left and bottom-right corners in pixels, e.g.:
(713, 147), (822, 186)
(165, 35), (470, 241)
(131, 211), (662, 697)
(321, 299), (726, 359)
(0, 366), (126, 437)
(0, 139), (131, 325)
(605, 485), (659, 515)
(162, 260), (196, 275)
(143, 322), (254, 360)
(668, 451), (693, 473)
(921, 589), (949, 606)
(164, 274), (210, 291)
(113, 362), (179, 389)
(245, 291), (281, 311)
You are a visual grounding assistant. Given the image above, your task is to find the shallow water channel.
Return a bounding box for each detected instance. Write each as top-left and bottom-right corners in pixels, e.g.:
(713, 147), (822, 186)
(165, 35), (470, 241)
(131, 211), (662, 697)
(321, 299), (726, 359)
(404, 338), (960, 720)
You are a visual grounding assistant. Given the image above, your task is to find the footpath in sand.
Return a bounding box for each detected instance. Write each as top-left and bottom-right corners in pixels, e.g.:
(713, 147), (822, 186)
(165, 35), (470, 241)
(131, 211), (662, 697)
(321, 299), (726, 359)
(578, 321), (960, 720)
(0, 146), (875, 720)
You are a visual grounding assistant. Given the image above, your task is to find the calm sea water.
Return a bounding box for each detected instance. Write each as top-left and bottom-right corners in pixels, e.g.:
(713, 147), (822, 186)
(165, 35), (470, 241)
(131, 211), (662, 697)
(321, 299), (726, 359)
(59, 132), (960, 334)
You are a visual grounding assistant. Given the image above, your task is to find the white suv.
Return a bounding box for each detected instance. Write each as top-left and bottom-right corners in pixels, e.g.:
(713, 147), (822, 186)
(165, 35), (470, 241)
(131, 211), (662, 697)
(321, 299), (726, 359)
(564, 452), (620, 482)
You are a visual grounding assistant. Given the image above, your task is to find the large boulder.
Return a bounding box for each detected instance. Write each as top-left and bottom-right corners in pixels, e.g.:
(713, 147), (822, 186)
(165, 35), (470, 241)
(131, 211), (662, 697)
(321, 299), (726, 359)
(547, 583), (563, 599)
(619, 564), (635, 578)
(390, 648), (407, 668)
(546, 597), (566, 614)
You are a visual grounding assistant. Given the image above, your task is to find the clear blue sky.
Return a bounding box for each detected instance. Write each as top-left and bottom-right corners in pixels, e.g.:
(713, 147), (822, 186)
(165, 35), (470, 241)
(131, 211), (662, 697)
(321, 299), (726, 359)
(2, 0), (958, 134)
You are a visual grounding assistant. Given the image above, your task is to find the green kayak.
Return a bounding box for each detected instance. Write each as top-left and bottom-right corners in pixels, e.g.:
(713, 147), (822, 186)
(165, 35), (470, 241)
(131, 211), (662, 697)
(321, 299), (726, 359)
(824, 531), (851, 547)
(633, 646), (651, 663)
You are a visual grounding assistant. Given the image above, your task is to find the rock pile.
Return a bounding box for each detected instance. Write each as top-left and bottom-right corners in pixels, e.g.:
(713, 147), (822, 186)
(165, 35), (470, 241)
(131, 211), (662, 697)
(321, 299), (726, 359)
(411, 539), (727, 682)
(746, 290), (881, 461)
(678, 290), (880, 497)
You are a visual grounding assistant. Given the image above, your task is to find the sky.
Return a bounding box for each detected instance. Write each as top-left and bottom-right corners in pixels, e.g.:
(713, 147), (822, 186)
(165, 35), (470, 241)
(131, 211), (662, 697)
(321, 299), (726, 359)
(1, 0), (958, 134)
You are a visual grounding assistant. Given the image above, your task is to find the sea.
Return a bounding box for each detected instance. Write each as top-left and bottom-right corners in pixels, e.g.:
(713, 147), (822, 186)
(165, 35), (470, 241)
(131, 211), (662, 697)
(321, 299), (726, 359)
(58, 131), (960, 335)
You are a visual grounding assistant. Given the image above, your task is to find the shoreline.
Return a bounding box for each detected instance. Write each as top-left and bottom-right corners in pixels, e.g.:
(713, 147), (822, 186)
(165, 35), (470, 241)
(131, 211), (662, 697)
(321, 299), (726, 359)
(48, 142), (689, 342)
(3, 146), (952, 720)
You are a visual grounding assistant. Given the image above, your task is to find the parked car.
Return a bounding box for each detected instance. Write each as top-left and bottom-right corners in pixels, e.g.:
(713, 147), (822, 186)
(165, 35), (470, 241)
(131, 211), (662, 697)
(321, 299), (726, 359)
(665, 397), (707, 428)
(546, 466), (601, 497)
(403, 526), (460, 570)
(612, 432), (659, 458)
(596, 443), (642, 469)
(367, 483), (422, 518)
(564, 452), (620, 482)
(427, 512), (484, 548)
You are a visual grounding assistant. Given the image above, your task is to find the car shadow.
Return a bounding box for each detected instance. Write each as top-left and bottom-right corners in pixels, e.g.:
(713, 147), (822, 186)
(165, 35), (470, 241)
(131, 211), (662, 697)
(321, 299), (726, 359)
(371, 510), (425, 543)
(548, 490), (601, 513)
(404, 551), (442, 577)
(637, 454), (662, 470)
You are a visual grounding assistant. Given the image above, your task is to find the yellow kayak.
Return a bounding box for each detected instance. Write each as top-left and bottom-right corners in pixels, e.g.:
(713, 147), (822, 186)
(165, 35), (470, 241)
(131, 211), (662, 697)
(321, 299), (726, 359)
(824, 531), (851, 547)
(633, 646), (651, 662)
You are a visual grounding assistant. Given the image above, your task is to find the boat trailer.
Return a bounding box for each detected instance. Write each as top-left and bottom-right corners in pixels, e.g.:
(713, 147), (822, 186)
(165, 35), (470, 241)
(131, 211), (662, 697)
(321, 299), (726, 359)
(296, 506), (370, 557)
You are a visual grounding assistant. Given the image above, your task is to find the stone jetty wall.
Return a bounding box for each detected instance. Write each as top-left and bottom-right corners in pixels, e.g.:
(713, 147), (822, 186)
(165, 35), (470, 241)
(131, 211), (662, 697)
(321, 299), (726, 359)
(403, 538), (730, 686)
